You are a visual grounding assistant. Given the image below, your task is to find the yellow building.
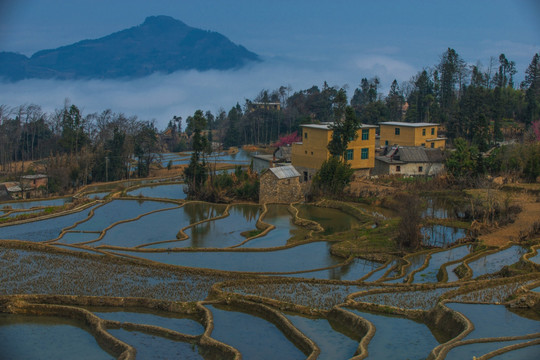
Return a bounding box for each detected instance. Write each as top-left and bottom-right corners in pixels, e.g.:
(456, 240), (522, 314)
(379, 122), (446, 149)
(291, 123), (377, 181)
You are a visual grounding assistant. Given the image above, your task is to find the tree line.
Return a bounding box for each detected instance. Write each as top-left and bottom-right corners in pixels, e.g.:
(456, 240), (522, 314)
(170, 49), (539, 153)
(0, 101), (160, 193)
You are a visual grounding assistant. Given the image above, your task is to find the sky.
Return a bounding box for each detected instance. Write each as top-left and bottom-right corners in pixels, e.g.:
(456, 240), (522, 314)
(0, 0), (539, 129)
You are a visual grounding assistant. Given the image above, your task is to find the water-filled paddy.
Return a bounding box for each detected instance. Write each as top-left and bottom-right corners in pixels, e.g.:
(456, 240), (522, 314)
(489, 343), (540, 359)
(71, 200), (175, 232)
(206, 304), (305, 360)
(0, 314), (112, 360)
(1, 208), (44, 218)
(529, 252), (540, 264)
(0, 197), (71, 210)
(95, 205), (221, 248)
(296, 204), (362, 235)
(0, 204), (99, 242)
(84, 192), (110, 199)
(346, 308), (440, 359)
(421, 225), (466, 247)
(285, 313), (360, 360)
(126, 183), (187, 199)
(106, 328), (202, 359)
(288, 257), (380, 281)
(446, 303), (540, 339)
(444, 339), (527, 360)
(241, 204), (302, 248)
(384, 252), (428, 283)
(112, 241), (343, 275)
(468, 246), (528, 278)
(89, 308), (204, 335)
(411, 245), (472, 283)
(58, 231), (100, 244)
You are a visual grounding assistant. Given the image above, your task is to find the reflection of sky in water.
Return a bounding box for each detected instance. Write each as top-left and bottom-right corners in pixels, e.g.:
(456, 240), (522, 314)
(90, 308), (204, 335)
(112, 241), (343, 274)
(0, 314), (111, 360)
(346, 308), (439, 360)
(412, 245), (472, 283)
(384, 252), (428, 283)
(0, 204), (99, 242)
(447, 303), (540, 339)
(468, 246), (527, 278)
(107, 328), (203, 359)
(286, 314), (359, 360)
(207, 304), (304, 360)
(0, 197), (71, 210)
(421, 225), (467, 247)
(71, 200), (174, 232)
(241, 204), (299, 248)
(127, 184), (187, 199)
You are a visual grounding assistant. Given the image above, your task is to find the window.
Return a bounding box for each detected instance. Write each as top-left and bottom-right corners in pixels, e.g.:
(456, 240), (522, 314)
(385, 140), (389, 146)
(361, 148), (369, 159)
(305, 150), (307, 154)
(421, 143), (425, 147)
(346, 149), (354, 160)
(311, 151), (313, 155)
(303, 171), (308, 182)
(418, 166), (423, 173)
(431, 128), (435, 135)
(422, 128), (426, 136)
(304, 132), (308, 139)
(430, 142), (435, 148)
(396, 165), (401, 172)
(395, 128), (400, 135)
(362, 128), (369, 140)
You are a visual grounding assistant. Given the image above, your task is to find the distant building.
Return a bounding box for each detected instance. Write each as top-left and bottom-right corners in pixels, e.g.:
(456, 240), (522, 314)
(291, 123), (377, 181)
(259, 165), (303, 204)
(373, 146), (445, 176)
(21, 174), (48, 189)
(379, 122), (446, 149)
(249, 102), (281, 111)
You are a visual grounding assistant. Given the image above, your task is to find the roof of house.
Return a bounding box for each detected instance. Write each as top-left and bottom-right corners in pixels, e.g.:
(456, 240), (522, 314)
(266, 165), (301, 179)
(379, 121), (439, 127)
(376, 146), (444, 164)
(300, 122), (378, 130)
(21, 174), (47, 180)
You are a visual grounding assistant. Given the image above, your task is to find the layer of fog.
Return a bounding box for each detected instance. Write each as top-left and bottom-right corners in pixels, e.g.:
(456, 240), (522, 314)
(0, 55), (417, 130)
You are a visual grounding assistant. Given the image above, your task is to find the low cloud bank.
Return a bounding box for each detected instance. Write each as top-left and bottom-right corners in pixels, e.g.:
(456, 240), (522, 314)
(0, 55), (416, 129)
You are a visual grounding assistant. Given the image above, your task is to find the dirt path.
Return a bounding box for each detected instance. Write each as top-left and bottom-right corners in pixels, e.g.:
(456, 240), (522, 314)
(479, 194), (540, 247)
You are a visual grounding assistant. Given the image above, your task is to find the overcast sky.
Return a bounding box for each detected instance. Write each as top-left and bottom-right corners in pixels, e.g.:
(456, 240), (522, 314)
(1, 0), (539, 129)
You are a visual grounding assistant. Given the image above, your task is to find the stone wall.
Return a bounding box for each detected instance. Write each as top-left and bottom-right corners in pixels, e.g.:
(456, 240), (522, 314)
(259, 173), (303, 204)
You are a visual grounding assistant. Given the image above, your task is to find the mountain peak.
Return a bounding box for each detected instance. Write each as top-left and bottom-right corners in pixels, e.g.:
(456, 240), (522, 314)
(0, 16), (260, 82)
(142, 15), (187, 28)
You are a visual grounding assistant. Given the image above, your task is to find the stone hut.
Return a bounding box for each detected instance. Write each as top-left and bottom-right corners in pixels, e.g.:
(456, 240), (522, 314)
(259, 165), (302, 204)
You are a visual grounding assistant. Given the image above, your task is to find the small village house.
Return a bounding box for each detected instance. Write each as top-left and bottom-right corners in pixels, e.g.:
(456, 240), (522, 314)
(379, 122), (446, 149)
(291, 123), (377, 181)
(259, 165), (303, 204)
(373, 146), (445, 176)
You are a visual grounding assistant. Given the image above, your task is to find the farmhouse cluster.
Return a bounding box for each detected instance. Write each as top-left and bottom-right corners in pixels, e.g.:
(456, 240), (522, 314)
(259, 121), (446, 203)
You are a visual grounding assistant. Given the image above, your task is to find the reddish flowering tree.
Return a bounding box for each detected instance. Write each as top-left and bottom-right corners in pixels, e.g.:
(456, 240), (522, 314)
(273, 131), (302, 147)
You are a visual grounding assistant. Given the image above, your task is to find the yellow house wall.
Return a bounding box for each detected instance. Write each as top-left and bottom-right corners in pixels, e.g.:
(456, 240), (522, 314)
(380, 124), (444, 148)
(291, 126), (376, 170)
